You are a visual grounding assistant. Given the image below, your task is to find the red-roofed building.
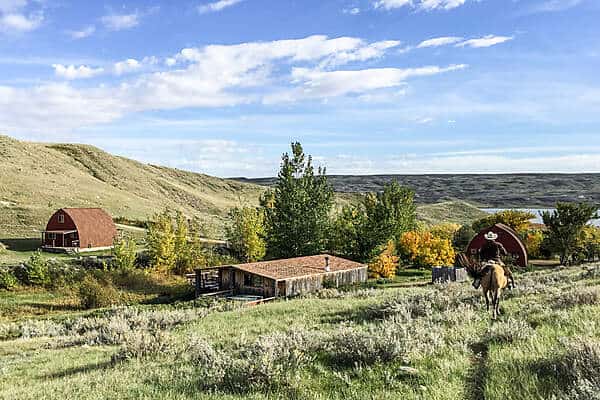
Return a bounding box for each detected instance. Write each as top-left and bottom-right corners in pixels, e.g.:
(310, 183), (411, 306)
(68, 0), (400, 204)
(42, 208), (117, 252)
(467, 223), (529, 267)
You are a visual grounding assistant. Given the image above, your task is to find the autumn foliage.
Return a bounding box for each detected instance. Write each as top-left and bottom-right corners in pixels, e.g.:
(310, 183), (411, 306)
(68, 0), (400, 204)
(368, 240), (399, 279)
(399, 230), (456, 267)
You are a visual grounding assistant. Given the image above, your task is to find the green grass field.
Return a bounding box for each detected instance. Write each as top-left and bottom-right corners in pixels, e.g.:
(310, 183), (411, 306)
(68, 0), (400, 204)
(1, 265), (599, 399)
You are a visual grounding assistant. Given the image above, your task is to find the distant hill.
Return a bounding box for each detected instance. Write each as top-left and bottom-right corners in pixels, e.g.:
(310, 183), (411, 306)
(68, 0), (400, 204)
(0, 135), (263, 238)
(236, 174), (600, 207)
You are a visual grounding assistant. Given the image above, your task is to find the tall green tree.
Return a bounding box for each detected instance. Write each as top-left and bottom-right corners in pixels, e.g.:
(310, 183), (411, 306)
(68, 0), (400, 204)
(262, 142), (334, 258)
(360, 181), (417, 259)
(226, 206), (267, 262)
(541, 202), (598, 265)
(329, 205), (365, 261)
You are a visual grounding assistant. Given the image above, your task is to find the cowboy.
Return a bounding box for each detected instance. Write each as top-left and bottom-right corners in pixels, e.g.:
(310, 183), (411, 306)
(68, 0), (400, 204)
(472, 231), (516, 289)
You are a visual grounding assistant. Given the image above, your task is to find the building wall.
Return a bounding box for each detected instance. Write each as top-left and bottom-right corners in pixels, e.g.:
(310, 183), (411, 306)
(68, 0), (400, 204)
(284, 267), (368, 297)
(210, 266), (368, 298)
(230, 270), (277, 297)
(43, 210), (77, 247)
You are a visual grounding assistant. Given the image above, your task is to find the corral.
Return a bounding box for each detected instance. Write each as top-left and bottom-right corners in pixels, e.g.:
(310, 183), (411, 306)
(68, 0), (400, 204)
(195, 254), (368, 298)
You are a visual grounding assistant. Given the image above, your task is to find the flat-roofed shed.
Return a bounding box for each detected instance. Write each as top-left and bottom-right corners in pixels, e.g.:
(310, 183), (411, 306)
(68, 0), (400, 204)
(197, 254), (368, 298)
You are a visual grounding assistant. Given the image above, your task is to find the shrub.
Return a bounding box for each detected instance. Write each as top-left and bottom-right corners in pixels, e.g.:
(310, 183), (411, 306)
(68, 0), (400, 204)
(524, 229), (545, 259)
(368, 240), (399, 279)
(0, 268), (18, 290)
(78, 275), (122, 309)
(113, 235), (138, 270)
(539, 337), (600, 397)
(231, 330), (317, 390)
(327, 323), (408, 367)
(485, 318), (535, 344)
(453, 224), (475, 252)
(19, 251), (50, 286)
(190, 329), (318, 393)
(47, 261), (84, 289)
(552, 287), (600, 309)
(113, 330), (174, 361)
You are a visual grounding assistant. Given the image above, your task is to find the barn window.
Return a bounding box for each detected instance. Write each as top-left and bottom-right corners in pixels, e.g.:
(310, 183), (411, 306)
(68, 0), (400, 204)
(58, 214), (64, 223)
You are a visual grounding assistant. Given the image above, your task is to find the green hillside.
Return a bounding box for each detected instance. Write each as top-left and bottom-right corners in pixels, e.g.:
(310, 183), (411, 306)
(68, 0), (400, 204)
(0, 135), (263, 238)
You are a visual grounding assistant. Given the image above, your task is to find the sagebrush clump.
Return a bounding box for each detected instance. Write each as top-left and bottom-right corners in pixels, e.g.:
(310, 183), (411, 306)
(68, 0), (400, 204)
(485, 318), (535, 344)
(113, 330), (174, 361)
(327, 323), (409, 367)
(539, 337), (600, 398)
(552, 286), (600, 309)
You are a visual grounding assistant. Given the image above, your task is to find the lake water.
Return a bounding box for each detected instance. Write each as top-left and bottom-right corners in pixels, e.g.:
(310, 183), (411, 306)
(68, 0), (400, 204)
(482, 208), (600, 227)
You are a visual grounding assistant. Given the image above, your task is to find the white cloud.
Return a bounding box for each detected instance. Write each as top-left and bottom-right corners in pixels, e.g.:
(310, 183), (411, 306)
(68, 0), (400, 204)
(101, 12), (140, 31)
(417, 36), (463, 48)
(265, 64), (467, 103)
(373, 0), (468, 11)
(113, 59), (141, 75)
(373, 0), (412, 10)
(198, 0), (244, 14)
(0, 35), (465, 134)
(343, 7), (361, 15)
(53, 64), (104, 80)
(0, 1), (43, 33)
(524, 0), (582, 14)
(456, 35), (513, 48)
(419, 0), (466, 11)
(68, 25), (95, 39)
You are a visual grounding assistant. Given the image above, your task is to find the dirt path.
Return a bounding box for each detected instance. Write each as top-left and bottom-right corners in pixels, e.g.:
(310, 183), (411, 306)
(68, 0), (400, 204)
(467, 340), (490, 400)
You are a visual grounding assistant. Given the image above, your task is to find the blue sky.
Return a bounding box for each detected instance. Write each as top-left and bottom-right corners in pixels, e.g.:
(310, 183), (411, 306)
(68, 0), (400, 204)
(1, 0), (599, 177)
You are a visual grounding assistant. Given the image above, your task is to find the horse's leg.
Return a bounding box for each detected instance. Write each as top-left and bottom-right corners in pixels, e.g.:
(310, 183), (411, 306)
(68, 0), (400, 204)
(484, 289), (490, 311)
(492, 289), (500, 320)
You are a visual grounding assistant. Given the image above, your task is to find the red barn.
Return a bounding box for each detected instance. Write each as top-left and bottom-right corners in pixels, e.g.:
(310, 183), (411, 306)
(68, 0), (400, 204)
(42, 208), (117, 252)
(467, 223), (528, 267)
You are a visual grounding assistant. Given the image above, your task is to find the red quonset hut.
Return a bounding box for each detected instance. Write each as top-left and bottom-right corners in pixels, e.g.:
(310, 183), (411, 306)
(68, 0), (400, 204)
(42, 208), (117, 252)
(467, 223), (528, 267)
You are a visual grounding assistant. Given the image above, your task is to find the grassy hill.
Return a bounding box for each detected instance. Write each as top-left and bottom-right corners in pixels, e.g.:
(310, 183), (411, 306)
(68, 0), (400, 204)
(0, 135), (263, 239)
(237, 173), (600, 207)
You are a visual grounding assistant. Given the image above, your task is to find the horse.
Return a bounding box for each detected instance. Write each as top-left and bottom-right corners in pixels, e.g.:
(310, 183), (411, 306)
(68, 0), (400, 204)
(456, 254), (510, 320)
(481, 261), (508, 320)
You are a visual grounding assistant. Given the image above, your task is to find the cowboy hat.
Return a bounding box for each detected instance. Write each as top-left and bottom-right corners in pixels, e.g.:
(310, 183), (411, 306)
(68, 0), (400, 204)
(484, 231), (498, 240)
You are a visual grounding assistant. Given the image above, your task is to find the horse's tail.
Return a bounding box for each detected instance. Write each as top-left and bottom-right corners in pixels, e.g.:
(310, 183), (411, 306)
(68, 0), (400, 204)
(457, 253), (483, 280)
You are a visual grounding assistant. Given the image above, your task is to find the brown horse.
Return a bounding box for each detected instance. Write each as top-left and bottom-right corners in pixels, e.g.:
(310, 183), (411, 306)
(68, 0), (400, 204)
(481, 261), (508, 320)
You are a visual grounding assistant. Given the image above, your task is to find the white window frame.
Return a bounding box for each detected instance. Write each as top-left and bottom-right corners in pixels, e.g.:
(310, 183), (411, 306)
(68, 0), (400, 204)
(58, 214), (64, 223)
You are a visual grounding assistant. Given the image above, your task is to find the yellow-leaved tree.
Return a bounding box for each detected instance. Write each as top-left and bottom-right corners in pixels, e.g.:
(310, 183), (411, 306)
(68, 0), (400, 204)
(429, 223), (461, 242)
(368, 240), (399, 279)
(399, 230), (455, 267)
